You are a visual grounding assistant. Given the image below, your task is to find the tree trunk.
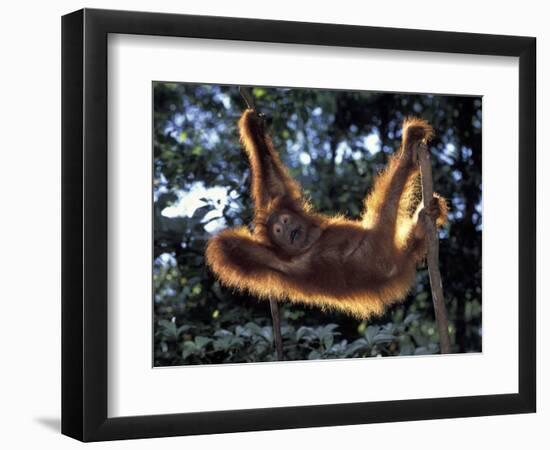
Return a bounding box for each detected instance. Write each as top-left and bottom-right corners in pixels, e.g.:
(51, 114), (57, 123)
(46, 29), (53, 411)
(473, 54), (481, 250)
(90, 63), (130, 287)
(418, 143), (452, 354)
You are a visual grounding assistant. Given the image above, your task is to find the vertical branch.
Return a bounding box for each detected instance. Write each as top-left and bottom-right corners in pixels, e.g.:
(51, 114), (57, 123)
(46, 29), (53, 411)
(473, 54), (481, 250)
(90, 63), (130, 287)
(239, 86), (256, 110)
(269, 298), (284, 360)
(418, 143), (452, 354)
(239, 86), (285, 360)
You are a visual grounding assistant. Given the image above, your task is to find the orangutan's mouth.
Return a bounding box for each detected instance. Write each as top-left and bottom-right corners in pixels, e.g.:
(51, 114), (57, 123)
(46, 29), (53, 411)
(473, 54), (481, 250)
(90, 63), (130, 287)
(290, 227), (301, 244)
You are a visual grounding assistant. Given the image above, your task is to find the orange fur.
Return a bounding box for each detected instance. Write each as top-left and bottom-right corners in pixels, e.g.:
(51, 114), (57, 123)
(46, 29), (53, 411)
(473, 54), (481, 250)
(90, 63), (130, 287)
(205, 111), (447, 319)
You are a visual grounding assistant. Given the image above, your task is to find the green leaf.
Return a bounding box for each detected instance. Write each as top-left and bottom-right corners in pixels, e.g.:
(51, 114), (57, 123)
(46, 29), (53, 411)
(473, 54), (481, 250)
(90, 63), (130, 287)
(214, 329), (232, 338)
(245, 322), (262, 335)
(213, 337), (232, 351)
(235, 325), (250, 337)
(182, 341), (197, 359)
(365, 325), (380, 345)
(296, 326), (311, 341)
(260, 327), (273, 343)
(373, 333), (395, 344)
(195, 336), (212, 349)
(308, 350), (321, 360)
(252, 87), (266, 99)
(404, 313), (421, 326)
(399, 337), (415, 356)
(413, 334), (429, 347)
(323, 334), (334, 350)
(159, 319), (178, 338)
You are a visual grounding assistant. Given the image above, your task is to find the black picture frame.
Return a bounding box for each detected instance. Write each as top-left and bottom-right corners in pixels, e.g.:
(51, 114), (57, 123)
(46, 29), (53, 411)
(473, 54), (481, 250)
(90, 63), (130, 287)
(61, 8), (536, 442)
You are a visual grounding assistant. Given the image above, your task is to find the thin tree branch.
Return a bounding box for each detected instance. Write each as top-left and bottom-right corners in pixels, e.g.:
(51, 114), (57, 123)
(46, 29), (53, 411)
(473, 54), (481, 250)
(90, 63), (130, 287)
(239, 86), (256, 110)
(269, 298), (284, 360)
(418, 142), (452, 354)
(239, 86), (285, 360)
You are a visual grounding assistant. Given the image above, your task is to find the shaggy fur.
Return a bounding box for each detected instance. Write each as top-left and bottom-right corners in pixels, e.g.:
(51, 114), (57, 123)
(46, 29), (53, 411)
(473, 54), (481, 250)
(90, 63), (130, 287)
(205, 110), (447, 319)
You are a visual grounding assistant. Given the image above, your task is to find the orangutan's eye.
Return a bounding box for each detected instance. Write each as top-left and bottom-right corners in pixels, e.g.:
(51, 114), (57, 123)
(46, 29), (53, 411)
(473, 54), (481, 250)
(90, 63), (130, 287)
(274, 226), (282, 234)
(282, 216), (288, 224)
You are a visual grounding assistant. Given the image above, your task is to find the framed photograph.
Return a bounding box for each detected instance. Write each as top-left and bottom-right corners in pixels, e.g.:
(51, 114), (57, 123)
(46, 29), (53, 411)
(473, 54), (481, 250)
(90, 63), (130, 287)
(62, 8), (536, 442)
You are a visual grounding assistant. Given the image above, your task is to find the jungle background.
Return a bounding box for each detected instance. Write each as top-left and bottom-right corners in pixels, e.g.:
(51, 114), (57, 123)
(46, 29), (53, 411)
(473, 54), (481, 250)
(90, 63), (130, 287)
(153, 83), (482, 366)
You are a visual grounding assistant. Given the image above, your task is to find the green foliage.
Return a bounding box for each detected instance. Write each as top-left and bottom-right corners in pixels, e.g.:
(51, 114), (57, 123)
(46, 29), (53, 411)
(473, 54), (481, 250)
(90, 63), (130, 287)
(156, 311), (440, 365)
(153, 82), (482, 366)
